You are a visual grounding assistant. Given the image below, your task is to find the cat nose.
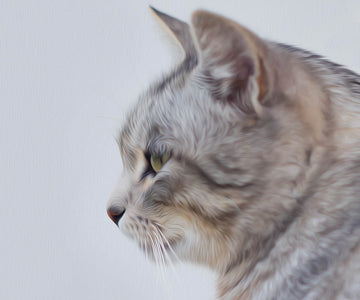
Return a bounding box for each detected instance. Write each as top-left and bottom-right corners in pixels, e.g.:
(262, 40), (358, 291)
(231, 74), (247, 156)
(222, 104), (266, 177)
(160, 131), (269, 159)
(107, 207), (125, 226)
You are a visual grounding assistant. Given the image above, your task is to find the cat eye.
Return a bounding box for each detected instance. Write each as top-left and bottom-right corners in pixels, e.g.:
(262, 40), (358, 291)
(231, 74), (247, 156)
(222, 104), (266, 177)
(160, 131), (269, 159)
(150, 152), (170, 173)
(142, 151), (171, 179)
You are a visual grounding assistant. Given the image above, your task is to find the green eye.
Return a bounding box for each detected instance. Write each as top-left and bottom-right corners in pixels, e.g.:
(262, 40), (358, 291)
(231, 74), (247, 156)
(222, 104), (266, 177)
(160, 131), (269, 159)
(150, 152), (171, 173)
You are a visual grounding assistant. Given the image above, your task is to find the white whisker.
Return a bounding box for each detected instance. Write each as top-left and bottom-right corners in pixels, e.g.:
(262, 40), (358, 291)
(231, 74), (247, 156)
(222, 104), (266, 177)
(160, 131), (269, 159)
(152, 224), (174, 267)
(154, 223), (182, 264)
(147, 231), (160, 276)
(144, 237), (149, 262)
(154, 222), (169, 230)
(151, 229), (166, 282)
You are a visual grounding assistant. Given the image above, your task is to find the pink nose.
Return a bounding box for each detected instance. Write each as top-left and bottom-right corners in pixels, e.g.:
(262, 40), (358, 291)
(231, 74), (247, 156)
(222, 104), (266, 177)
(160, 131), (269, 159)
(107, 207), (125, 226)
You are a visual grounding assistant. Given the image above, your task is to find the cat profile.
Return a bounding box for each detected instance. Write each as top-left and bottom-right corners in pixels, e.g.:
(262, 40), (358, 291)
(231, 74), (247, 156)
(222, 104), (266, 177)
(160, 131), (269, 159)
(107, 7), (360, 299)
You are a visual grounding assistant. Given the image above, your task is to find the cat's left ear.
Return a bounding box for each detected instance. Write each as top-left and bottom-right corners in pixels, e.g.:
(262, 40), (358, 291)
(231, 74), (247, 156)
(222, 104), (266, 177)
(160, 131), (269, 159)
(150, 6), (196, 60)
(191, 11), (271, 115)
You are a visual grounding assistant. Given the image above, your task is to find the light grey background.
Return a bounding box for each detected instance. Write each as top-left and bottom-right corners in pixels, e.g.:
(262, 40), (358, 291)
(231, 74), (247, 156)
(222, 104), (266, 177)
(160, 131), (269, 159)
(1, 0), (360, 299)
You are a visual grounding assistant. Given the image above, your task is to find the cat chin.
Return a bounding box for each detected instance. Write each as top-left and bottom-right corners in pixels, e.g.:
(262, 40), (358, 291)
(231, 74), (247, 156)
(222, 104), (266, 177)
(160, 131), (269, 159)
(118, 213), (185, 264)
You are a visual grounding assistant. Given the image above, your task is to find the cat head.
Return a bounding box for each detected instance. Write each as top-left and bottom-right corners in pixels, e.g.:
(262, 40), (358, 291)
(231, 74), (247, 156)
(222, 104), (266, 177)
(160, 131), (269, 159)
(107, 8), (327, 272)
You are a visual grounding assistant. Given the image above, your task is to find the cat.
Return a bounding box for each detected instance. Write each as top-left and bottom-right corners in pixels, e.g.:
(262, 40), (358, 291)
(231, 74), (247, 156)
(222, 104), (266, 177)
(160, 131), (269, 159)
(107, 7), (360, 300)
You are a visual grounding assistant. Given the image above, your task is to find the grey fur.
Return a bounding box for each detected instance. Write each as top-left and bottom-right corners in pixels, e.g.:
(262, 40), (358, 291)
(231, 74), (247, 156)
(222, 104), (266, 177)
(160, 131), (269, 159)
(108, 8), (360, 300)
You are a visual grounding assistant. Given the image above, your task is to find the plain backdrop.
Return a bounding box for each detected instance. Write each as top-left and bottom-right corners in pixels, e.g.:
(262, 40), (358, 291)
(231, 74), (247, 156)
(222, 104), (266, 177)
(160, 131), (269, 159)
(1, 0), (360, 299)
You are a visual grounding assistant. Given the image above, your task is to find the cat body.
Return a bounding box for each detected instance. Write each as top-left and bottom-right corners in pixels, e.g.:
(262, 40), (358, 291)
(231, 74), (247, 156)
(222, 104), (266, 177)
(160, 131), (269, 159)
(107, 8), (360, 299)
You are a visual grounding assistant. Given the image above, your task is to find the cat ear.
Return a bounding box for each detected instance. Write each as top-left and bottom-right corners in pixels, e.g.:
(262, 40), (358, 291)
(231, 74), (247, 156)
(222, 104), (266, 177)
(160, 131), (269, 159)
(191, 10), (269, 115)
(150, 6), (197, 60)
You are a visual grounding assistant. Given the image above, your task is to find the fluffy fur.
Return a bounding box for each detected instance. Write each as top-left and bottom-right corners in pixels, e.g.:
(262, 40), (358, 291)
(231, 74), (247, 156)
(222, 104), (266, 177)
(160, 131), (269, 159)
(107, 8), (360, 299)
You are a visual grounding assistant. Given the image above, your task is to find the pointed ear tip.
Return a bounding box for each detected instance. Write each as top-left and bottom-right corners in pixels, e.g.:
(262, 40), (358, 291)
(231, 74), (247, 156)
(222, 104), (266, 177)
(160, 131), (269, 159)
(149, 5), (157, 14)
(149, 6), (167, 24)
(149, 5), (163, 18)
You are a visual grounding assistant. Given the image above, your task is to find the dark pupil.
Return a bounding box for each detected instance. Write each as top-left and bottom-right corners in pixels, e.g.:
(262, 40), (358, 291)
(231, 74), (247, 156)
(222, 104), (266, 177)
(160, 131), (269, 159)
(141, 151), (156, 180)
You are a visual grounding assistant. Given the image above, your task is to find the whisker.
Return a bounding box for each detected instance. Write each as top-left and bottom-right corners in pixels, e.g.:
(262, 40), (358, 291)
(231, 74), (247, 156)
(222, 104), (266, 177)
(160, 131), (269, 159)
(152, 225), (173, 266)
(152, 229), (167, 282)
(147, 231), (160, 275)
(153, 224), (186, 298)
(154, 225), (182, 298)
(153, 223), (182, 264)
(142, 238), (148, 262)
(144, 236), (149, 262)
(153, 225), (182, 286)
(154, 222), (169, 230)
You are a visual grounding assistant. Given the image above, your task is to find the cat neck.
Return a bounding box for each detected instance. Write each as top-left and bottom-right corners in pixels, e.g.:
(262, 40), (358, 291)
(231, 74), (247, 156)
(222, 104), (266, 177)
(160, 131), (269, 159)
(216, 157), (360, 300)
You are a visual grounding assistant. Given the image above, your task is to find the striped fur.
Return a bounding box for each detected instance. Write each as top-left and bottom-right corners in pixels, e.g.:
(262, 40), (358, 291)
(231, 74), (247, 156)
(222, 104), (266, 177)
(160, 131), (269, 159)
(108, 9), (360, 299)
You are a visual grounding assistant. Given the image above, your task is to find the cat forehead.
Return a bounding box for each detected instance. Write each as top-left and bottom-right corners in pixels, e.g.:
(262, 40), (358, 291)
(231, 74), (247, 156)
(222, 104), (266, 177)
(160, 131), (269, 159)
(118, 64), (195, 152)
(118, 72), (238, 160)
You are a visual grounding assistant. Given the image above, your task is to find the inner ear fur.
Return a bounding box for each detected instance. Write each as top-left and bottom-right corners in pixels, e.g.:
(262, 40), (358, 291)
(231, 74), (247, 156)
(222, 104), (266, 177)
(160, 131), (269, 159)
(191, 10), (269, 115)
